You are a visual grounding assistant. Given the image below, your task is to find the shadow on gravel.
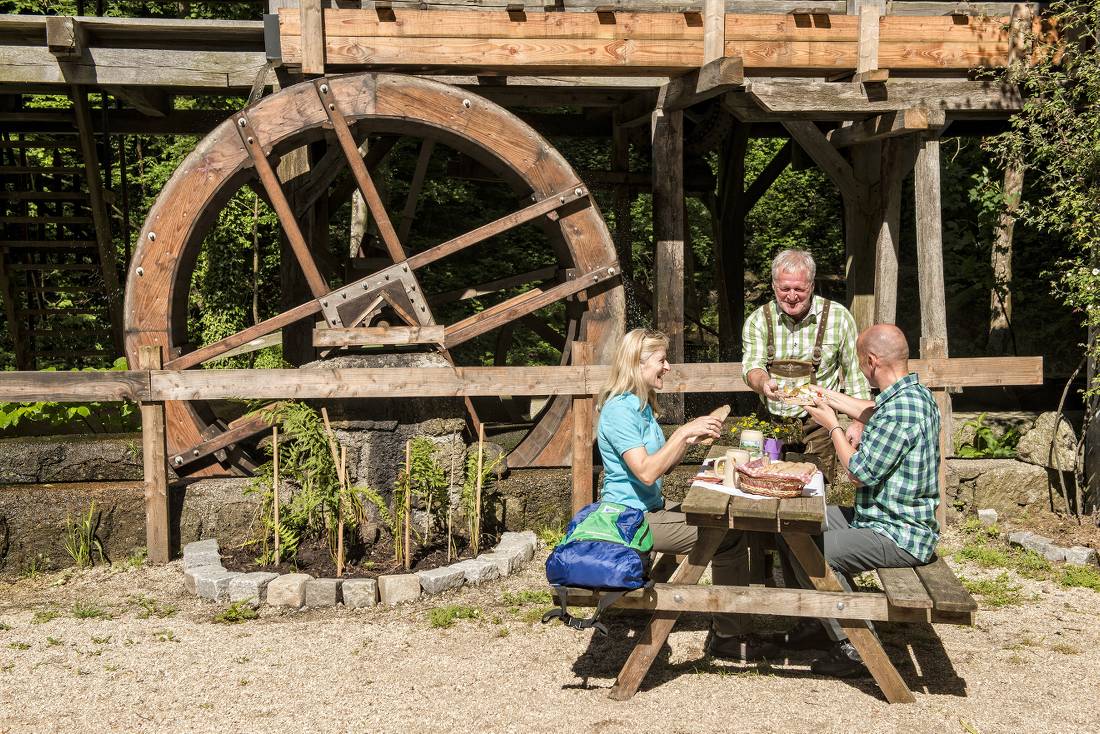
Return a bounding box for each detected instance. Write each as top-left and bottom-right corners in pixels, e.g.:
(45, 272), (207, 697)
(563, 611), (967, 700)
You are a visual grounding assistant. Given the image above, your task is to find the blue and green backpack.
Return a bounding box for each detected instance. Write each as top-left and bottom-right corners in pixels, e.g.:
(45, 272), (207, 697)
(542, 501), (653, 635)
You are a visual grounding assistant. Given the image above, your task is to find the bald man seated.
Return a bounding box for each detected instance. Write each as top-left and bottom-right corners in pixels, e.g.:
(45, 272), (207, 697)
(768, 324), (942, 677)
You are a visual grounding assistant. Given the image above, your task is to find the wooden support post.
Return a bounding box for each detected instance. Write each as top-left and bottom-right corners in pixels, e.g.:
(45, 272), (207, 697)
(139, 345), (170, 564)
(872, 137), (908, 325)
(846, 144), (878, 331)
(703, 0), (725, 65)
(989, 163), (1023, 354)
(611, 113), (635, 322)
(914, 137), (952, 529)
(715, 121), (748, 362)
(281, 145), (318, 366)
(571, 341), (595, 514)
(651, 106), (685, 422)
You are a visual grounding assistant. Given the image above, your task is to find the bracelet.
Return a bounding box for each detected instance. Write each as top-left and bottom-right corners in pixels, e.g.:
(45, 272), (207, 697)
(829, 425), (845, 438)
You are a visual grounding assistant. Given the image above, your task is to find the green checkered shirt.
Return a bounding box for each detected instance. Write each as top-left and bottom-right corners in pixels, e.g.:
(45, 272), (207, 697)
(847, 373), (941, 563)
(742, 295), (870, 417)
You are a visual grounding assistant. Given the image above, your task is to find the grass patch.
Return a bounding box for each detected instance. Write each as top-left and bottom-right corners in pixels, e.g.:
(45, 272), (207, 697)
(31, 610), (59, 625)
(500, 590), (552, 606)
(536, 521), (565, 548)
(1013, 551), (1054, 579)
(8, 642), (30, 650)
(46, 636), (63, 646)
(1057, 564), (1100, 592)
(0, 622), (10, 631)
(71, 601), (112, 620)
(1050, 642), (1081, 655)
(428, 605), (480, 629)
(153, 629), (178, 643)
(496, 626), (509, 638)
(522, 607), (553, 624)
(130, 595), (177, 619)
(961, 573), (1026, 609)
(954, 542), (1012, 569)
(212, 601), (259, 625)
(91, 635), (111, 645)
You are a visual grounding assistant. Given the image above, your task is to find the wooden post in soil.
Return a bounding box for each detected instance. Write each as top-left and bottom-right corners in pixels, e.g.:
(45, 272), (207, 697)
(138, 345), (170, 564)
(447, 446), (456, 562)
(337, 445), (346, 577)
(474, 423), (485, 556)
(571, 340), (595, 515)
(404, 439), (412, 571)
(273, 425), (281, 566)
(651, 103), (685, 422)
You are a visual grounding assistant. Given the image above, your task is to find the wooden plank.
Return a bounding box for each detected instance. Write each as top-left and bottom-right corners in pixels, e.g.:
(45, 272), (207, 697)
(856, 4), (880, 74)
(560, 583), (927, 622)
(429, 265), (558, 305)
(138, 346), (170, 565)
(729, 494), (779, 532)
(914, 557), (977, 613)
(406, 185), (589, 270)
(300, 0), (326, 75)
(746, 79), (1023, 118)
(0, 370), (148, 402)
(444, 263), (619, 348)
(782, 120), (860, 204)
(609, 526), (726, 701)
(703, 0), (725, 64)
(680, 485), (732, 516)
(877, 566), (934, 610)
(312, 325), (444, 346)
(659, 56), (743, 111)
(828, 108), (929, 148)
(777, 494), (825, 530)
(571, 341), (595, 514)
(163, 300), (323, 371)
(872, 136), (914, 325)
(169, 413), (271, 470)
(45, 16), (84, 60)
(783, 531), (916, 704)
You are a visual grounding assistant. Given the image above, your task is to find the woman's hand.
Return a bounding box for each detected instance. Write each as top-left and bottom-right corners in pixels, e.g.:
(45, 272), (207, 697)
(679, 415), (723, 445)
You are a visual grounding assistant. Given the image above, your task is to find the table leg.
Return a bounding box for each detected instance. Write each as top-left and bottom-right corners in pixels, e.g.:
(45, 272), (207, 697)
(608, 527), (726, 701)
(781, 531), (916, 704)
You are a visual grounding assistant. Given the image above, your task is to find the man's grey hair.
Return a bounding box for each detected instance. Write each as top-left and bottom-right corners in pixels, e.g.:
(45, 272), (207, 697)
(771, 249), (816, 283)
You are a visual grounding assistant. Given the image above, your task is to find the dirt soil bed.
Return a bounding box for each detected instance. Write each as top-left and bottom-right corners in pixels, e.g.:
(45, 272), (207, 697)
(1, 527), (1098, 734)
(1005, 511), (1100, 549)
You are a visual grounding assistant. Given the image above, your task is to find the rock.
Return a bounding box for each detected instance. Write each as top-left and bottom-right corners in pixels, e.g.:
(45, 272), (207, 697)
(977, 508), (999, 527)
(184, 563), (225, 595)
(1007, 531), (1036, 549)
(480, 546), (525, 576)
(266, 573), (312, 608)
(304, 578), (342, 608)
(183, 538), (219, 556)
(182, 551), (221, 571)
(1064, 546), (1099, 566)
(417, 566), (466, 595)
(450, 558), (501, 586)
(0, 433), (147, 484)
(378, 574), (421, 605)
(1041, 543), (1067, 562)
(1016, 412), (1077, 471)
(947, 458), (1049, 518)
(228, 572), (279, 608)
(342, 578), (379, 608)
(496, 530), (537, 561)
(1007, 531), (1064, 561)
(196, 568), (239, 602)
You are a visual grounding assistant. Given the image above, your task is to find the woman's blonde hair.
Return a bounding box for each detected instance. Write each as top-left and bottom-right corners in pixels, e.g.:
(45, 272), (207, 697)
(596, 328), (669, 415)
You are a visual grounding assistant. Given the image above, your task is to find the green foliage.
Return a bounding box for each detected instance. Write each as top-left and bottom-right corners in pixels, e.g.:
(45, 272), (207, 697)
(500, 590), (552, 606)
(1058, 564), (1100, 592)
(536, 521), (565, 549)
(955, 414), (1019, 458)
(31, 610), (59, 625)
(428, 604), (480, 629)
(71, 601), (111, 620)
(212, 601), (259, 624)
(993, 1), (1100, 391)
(0, 622), (11, 631)
(728, 414), (800, 443)
(961, 572), (1026, 609)
(461, 448), (503, 547)
(130, 595), (177, 619)
(0, 359), (138, 434)
(63, 502), (105, 569)
(20, 553), (49, 579)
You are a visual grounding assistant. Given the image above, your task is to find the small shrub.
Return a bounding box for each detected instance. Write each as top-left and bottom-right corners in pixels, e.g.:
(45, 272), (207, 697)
(63, 502), (105, 569)
(31, 610), (59, 625)
(962, 573), (1026, 608)
(130, 595), (177, 619)
(212, 601), (259, 624)
(1057, 564), (1100, 592)
(428, 605), (480, 628)
(536, 521), (565, 549)
(71, 601), (111, 620)
(20, 554), (50, 579)
(955, 413), (1019, 458)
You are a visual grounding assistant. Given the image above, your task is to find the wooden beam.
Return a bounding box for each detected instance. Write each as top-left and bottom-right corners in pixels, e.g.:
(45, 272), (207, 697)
(872, 136), (914, 325)
(300, 0), (326, 75)
(169, 413), (271, 470)
(853, 4), (885, 83)
(782, 120), (860, 204)
(45, 16), (85, 60)
(312, 325), (444, 346)
(659, 56), (744, 111)
(103, 86), (171, 117)
(746, 79), (1023, 119)
(703, 0), (726, 64)
(571, 341), (595, 514)
(828, 108), (929, 148)
(652, 105), (685, 421)
(139, 346), (170, 565)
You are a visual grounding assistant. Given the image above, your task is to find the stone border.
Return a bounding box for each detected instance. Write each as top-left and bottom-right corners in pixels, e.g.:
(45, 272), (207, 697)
(181, 531), (539, 609)
(1007, 530), (1098, 566)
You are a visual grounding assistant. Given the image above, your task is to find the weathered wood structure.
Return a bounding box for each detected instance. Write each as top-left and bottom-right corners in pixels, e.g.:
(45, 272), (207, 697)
(0, 1), (1063, 485)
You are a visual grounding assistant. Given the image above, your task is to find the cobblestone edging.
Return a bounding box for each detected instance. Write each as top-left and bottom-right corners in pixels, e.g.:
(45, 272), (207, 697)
(181, 531), (539, 609)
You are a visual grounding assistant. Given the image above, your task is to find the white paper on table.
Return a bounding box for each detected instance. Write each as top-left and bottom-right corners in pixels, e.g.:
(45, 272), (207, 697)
(690, 471), (824, 500)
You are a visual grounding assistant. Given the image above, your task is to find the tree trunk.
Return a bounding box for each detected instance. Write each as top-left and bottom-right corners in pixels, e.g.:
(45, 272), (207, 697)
(988, 163), (1024, 355)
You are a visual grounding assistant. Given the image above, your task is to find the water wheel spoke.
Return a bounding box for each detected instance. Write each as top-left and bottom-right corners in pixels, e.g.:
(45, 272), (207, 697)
(406, 185), (589, 271)
(428, 265), (558, 306)
(164, 300), (323, 371)
(170, 412), (272, 470)
(445, 262), (618, 348)
(315, 81), (406, 264)
(326, 136), (400, 215)
(235, 114), (329, 299)
(397, 139), (435, 244)
(519, 314), (567, 352)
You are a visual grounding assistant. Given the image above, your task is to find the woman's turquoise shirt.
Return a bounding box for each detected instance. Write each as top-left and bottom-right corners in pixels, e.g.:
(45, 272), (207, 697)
(596, 393), (666, 511)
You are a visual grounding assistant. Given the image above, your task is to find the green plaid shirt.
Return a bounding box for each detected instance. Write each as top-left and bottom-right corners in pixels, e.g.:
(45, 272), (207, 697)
(742, 295), (870, 417)
(847, 373), (941, 563)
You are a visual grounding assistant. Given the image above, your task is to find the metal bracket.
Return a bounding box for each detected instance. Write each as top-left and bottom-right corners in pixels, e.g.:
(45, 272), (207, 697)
(318, 260), (433, 328)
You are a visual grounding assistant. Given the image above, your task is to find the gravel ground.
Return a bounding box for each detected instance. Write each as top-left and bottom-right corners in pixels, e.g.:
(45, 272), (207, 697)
(2, 535), (1098, 734)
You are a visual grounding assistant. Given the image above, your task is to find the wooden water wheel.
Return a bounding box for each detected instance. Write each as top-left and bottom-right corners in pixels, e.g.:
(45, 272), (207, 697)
(125, 73), (624, 476)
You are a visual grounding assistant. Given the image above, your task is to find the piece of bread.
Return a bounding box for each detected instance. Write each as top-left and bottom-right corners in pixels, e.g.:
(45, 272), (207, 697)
(699, 404), (731, 446)
(781, 385), (817, 407)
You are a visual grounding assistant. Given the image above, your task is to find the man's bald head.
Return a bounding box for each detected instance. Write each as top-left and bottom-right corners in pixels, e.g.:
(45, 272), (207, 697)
(857, 324), (909, 365)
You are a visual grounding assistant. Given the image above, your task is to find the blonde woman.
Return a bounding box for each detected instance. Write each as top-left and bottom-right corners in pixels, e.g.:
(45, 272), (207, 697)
(596, 328), (777, 661)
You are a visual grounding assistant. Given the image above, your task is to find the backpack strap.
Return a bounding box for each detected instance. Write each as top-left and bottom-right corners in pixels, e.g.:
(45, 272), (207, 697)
(765, 301), (776, 365)
(542, 584), (650, 637)
(810, 299), (831, 383)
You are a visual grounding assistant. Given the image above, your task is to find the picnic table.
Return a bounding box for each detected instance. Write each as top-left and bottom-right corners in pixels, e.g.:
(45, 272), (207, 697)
(563, 444), (977, 703)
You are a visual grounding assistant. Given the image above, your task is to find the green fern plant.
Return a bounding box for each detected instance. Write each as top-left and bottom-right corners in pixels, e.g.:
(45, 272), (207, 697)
(63, 502), (105, 569)
(462, 448), (503, 547)
(956, 413), (1019, 458)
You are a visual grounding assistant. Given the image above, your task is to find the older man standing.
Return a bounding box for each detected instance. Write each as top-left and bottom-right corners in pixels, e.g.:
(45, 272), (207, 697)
(742, 249), (870, 479)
